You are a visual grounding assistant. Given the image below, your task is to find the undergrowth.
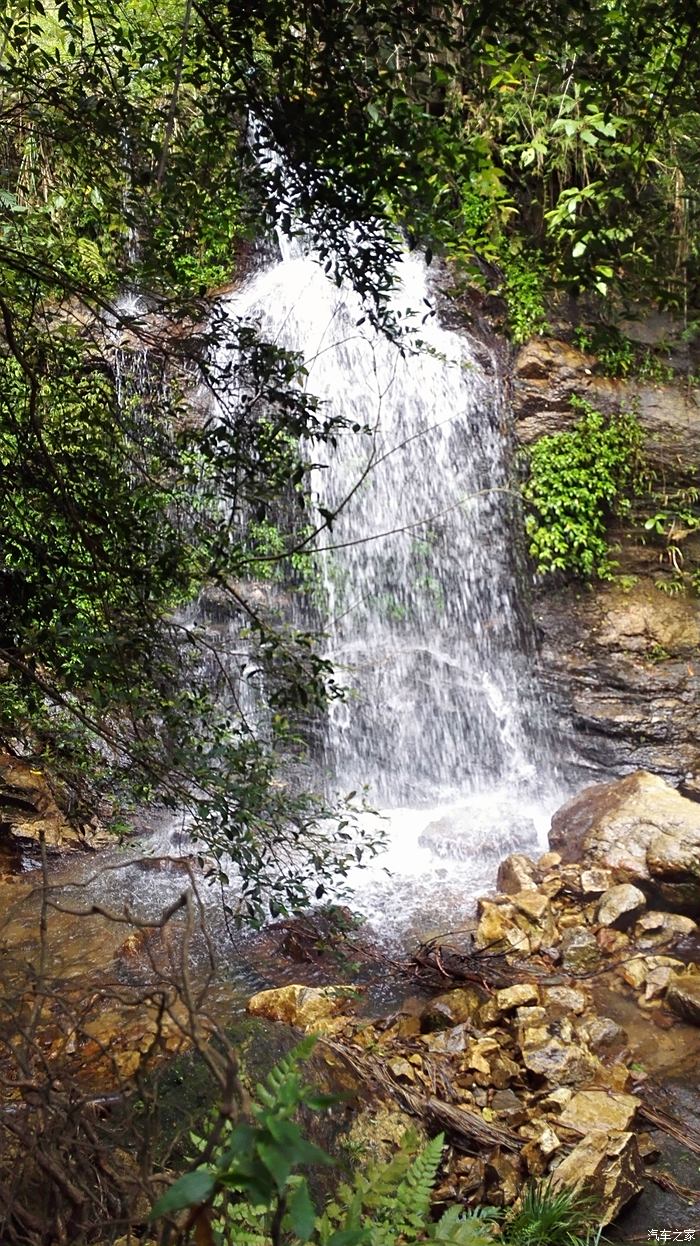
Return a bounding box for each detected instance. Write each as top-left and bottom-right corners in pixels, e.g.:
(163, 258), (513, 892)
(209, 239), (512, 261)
(150, 1039), (605, 1246)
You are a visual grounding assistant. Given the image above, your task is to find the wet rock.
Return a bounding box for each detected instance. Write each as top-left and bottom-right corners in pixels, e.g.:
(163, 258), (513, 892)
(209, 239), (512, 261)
(474, 899), (529, 953)
(597, 883), (646, 929)
(494, 983), (539, 1013)
(420, 987), (483, 1031)
(246, 984), (352, 1033)
(550, 772), (700, 913)
(580, 867), (613, 896)
(511, 890), (550, 923)
(0, 754), (107, 852)
(559, 1089), (639, 1134)
(634, 910), (697, 949)
(666, 971), (700, 1024)
(597, 927), (631, 956)
(497, 854), (538, 894)
(579, 1016), (625, 1052)
(560, 927), (601, 974)
(551, 1131), (645, 1224)
(620, 958), (648, 990)
(521, 1037), (597, 1085)
(543, 986), (588, 1016)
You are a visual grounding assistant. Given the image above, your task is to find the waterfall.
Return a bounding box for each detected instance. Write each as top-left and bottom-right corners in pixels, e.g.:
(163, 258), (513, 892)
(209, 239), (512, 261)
(218, 245), (566, 937)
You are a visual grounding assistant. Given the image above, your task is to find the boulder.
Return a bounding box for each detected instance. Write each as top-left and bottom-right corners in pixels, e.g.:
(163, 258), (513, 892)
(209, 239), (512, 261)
(246, 984), (352, 1033)
(597, 883), (646, 929)
(559, 1089), (639, 1134)
(551, 1131), (645, 1224)
(550, 771), (700, 913)
(665, 972), (700, 1025)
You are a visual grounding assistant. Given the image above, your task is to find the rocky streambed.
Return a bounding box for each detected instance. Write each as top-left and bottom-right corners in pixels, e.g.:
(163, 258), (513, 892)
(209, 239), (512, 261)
(1, 766), (700, 1241)
(245, 771), (700, 1235)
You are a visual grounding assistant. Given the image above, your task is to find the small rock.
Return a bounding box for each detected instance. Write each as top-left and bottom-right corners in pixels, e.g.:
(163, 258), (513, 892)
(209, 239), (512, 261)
(634, 910), (697, 949)
(475, 900), (529, 953)
(494, 983), (540, 1013)
(420, 987), (483, 1031)
(666, 971), (700, 1024)
(485, 1149), (522, 1204)
(515, 1005), (548, 1026)
(511, 890), (550, 923)
(521, 1037), (597, 1085)
(559, 1089), (639, 1134)
(537, 851), (562, 871)
(538, 1086), (573, 1113)
(597, 927), (631, 956)
(543, 986), (587, 1016)
(597, 883), (646, 929)
(423, 1022), (471, 1054)
(619, 958), (648, 989)
(491, 1088), (526, 1125)
(497, 853), (538, 894)
(519, 1025), (551, 1050)
(580, 867), (613, 896)
(561, 927), (601, 974)
(551, 1131), (644, 1225)
(579, 1016), (625, 1052)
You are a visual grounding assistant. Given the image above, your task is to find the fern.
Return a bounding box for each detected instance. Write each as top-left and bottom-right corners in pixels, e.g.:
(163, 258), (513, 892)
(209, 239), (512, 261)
(389, 1133), (445, 1236)
(430, 1205), (499, 1246)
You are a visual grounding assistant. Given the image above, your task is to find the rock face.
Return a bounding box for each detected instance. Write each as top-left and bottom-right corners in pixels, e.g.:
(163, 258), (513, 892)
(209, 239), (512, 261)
(550, 771), (700, 913)
(514, 337), (700, 472)
(513, 338), (700, 792)
(0, 754), (104, 856)
(533, 581), (700, 792)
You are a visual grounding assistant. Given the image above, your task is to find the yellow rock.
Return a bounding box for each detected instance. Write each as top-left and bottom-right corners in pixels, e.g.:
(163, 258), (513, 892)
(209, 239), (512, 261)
(246, 984), (352, 1031)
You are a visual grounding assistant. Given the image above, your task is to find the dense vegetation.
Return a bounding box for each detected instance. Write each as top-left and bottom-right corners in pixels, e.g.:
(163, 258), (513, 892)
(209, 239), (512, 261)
(1, 0), (700, 905)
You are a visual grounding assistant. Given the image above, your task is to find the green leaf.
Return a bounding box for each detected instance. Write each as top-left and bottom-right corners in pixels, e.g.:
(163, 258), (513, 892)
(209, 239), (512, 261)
(287, 1179), (317, 1240)
(149, 1168), (216, 1219)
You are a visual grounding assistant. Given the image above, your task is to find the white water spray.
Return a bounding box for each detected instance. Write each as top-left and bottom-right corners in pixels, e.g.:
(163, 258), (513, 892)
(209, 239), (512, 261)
(219, 244), (565, 937)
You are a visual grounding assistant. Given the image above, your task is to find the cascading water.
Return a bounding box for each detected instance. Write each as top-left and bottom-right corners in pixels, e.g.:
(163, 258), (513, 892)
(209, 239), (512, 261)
(220, 243), (567, 938)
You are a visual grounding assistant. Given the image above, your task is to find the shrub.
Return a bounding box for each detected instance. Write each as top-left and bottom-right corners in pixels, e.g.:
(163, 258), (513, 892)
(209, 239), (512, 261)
(521, 397), (646, 578)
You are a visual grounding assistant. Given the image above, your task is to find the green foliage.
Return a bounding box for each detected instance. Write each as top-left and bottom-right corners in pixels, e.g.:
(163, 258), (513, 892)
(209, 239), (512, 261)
(501, 1179), (603, 1246)
(573, 325), (675, 382)
(151, 1039), (498, 1246)
(151, 1043), (607, 1246)
(522, 397), (646, 578)
(500, 253), (549, 345)
(642, 485), (700, 596)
